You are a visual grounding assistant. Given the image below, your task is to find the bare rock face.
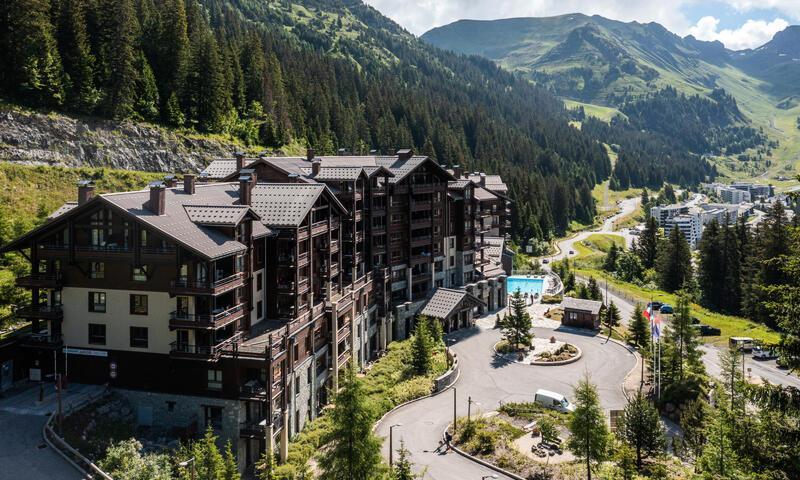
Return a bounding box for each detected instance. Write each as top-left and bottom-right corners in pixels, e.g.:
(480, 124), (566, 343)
(0, 108), (239, 172)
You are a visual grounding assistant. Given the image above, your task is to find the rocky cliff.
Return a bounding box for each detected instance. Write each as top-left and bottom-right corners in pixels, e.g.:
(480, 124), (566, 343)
(0, 107), (240, 173)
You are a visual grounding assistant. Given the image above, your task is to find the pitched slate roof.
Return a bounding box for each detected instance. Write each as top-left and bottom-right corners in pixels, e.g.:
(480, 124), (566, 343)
(184, 205), (254, 226)
(562, 297), (603, 315)
(448, 180), (472, 189)
(300, 166), (364, 181)
(202, 159), (240, 179)
(420, 287), (485, 319)
(466, 174), (508, 193)
(474, 187), (498, 201)
(250, 184), (328, 227)
(102, 183), (249, 259)
(47, 202), (78, 220)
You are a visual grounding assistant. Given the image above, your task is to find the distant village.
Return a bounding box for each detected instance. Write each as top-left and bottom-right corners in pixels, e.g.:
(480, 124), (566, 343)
(639, 181), (785, 249)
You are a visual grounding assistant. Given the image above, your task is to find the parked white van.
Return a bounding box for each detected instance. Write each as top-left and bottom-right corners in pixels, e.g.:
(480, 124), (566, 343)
(534, 389), (576, 413)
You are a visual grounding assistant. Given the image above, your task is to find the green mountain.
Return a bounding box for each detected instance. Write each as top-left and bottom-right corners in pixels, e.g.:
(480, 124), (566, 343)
(422, 14), (800, 182)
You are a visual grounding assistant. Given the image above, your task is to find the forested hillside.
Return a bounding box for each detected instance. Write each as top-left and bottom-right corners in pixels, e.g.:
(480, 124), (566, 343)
(0, 0), (621, 243)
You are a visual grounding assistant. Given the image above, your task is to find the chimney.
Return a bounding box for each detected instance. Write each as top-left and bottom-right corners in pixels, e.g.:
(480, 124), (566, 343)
(306, 148), (315, 162)
(239, 168), (255, 206)
(77, 180), (95, 205)
(453, 165), (463, 178)
(234, 151), (246, 171)
(163, 174), (177, 188)
(183, 174), (196, 194)
(147, 181), (166, 215)
(479, 173), (487, 187)
(397, 148), (413, 160)
(312, 159), (321, 176)
(287, 173), (300, 183)
(387, 148), (396, 156)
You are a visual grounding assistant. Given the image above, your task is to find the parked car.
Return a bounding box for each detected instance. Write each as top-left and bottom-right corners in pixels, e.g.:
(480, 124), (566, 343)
(691, 324), (721, 336)
(534, 389), (576, 413)
(659, 304), (673, 314)
(646, 301), (663, 311)
(542, 259), (549, 264)
(752, 346), (778, 360)
(568, 250), (574, 255)
(691, 317), (701, 324)
(729, 337), (755, 353)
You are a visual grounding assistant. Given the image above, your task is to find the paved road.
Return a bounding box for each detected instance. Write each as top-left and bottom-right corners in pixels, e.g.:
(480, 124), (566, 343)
(375, 317), (636, 479)
(700, 345), (800, 389)
(0, 382), (100, 480)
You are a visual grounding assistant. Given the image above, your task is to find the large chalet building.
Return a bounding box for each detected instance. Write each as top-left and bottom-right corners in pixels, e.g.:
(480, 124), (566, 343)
(0, 149), (511, 470)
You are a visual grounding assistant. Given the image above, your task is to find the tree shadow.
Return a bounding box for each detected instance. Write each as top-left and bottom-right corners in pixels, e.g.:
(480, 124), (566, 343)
(490, 351), (515, 369)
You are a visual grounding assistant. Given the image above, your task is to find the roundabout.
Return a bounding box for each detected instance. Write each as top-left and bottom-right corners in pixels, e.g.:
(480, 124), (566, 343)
(375, 310), (638, 480)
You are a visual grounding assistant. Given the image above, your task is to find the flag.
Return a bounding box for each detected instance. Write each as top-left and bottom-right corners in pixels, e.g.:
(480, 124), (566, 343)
(651, 311), (661, 340)
(643, 304), (653, 321)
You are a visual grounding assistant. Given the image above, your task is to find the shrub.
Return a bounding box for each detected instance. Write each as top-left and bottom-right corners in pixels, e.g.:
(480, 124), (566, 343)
(541, 294), (563, 304)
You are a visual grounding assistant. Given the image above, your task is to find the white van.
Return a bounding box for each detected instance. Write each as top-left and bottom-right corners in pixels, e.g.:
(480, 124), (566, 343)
(534, 389), (576, 413)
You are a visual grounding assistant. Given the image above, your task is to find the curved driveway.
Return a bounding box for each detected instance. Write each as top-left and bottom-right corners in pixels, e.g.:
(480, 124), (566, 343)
(375, 320), (636, 479)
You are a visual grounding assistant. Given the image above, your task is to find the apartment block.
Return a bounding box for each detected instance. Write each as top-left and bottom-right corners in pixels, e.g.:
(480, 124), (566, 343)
(0, 149), (511, 471)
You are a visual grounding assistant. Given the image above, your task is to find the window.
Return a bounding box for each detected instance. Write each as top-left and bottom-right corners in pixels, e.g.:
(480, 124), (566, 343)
(130, 294), (148, 315)
(449, 238), (455, 248)
(129, 327), (148, 348)
(88, 292), (106, 312)
(140, 229), (148, 246)
(207, 370), (223, 391)
(256, 272), (263, 291)
(90, 262), (104, 279)
(88, 323), (106, 345)
(257, 301), (263, 319)
(176, 296), (189, 315)
(204, 405), (223, 430)
(132, 266), (147, 282)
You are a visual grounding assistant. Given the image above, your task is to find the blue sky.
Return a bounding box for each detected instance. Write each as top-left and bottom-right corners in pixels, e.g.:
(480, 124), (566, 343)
(364, 0), (799, 50)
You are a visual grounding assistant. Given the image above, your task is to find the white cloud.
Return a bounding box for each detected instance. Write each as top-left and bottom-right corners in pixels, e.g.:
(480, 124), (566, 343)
(688, 16), (789, 50)
(726, 0), (800, 21)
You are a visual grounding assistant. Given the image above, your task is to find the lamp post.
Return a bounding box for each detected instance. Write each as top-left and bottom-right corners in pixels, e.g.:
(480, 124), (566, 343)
(179, 457), (196, 480)
(389, 423), (402, 467)
(468, 396), (480, 424)
(453, 387), (457, 435)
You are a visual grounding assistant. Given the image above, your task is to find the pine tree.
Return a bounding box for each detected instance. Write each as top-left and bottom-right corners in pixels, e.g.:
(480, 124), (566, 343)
(500, 289), (532, 349)
(656, 226), (692, 292)
(586, 277), (601, 301)
(223, 441), (240, 480)
(719, 345), (745, 413)
(318, 362), (383, 480)
(3, 0), (65, 107)
(97, 0), (140, 119)
(661, 293), (705, 402)
(629, 303), (649, 349)
(678, 398), (708, 465)
(55, 0), (98, 112)
(567, 375), (609, 480)
(411, 316), (433, 375)
(182, 427), (226, 480)
(605, 300), (621, 330)
(636, 216), (659, 269)
(617, 392), (665, 470)
(391, 440), (416, 480)
(698, 219), (723, 309)
(603, 242), (619, 272)
(185, 30), (229, 132)
(135, 52), (160, 120)
(699, 386), (740, 478)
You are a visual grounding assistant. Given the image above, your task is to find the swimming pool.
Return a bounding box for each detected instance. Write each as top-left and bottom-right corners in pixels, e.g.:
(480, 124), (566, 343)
(507, 275), (545, 297)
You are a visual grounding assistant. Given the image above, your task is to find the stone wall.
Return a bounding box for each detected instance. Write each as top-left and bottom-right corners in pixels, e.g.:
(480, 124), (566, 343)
(114, 388), (241, 449)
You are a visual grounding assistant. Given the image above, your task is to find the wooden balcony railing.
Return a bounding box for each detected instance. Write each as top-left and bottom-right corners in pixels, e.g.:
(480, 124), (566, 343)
(169, 303), (245, 329)
(15, 273), (63, 289)
(170, 272), (244, 296)
(15, 303), (63, 320)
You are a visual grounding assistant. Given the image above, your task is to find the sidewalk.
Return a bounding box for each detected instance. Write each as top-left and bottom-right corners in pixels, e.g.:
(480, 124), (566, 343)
(0, 382), (103, 416)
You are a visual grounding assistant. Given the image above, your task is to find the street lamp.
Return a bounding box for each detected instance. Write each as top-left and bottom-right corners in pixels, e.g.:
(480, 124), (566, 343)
(389, 423), (403, 467)
(468, 396), (481, 424)
(179, 457), (196, 480)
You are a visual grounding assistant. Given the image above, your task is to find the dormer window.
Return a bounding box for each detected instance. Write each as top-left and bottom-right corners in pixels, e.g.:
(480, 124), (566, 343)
(132, 266), (148, 282)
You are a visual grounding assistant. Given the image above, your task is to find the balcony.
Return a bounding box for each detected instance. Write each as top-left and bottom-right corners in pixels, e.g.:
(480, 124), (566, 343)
(140, 245), (177, 263)
(354, 210), (363, 222)
(311, 221), (328, 237)
(321, 262), (339, 277)
(239, 381), (268, 400)
(372, 186), (386, 196)
(170, 272), (244, 296)
(16, 273), (63, 289)
(371, 224), (386, 235)
(337, 350), (351, 368)
(169, 332), (243, 360)
(320, 240), (339, 252)
(240, 413), (283, 438)
(411, 217), (431, 228)
(411, 200), (432, 211)
(297, 251), (309, 267)
(411, 183), (438, 194)
(73, 244), (132, 259)
(15, 304), (63, 320)
(411, 254), (430, 265)
(21, 332), (63, 349)
(410, 235), (432, 247)
(169, 304), (246, 329)
(336, 323), (351, 340)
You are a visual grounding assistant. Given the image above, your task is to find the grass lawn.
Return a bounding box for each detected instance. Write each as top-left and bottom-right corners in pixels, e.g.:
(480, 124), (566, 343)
(559, 233), (780, 346)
